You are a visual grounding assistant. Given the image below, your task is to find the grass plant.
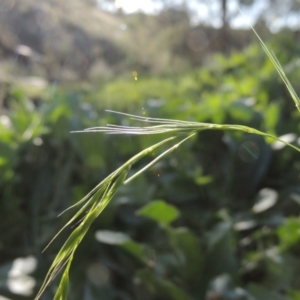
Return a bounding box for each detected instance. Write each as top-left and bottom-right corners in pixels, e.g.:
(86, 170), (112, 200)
(35, 32), (300, 300)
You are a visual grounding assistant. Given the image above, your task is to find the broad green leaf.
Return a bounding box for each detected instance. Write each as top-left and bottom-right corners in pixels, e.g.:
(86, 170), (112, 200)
(252, 188), (278, 213)
(137, 200), (180, 226)
(278, 218), (300, 251)
(205, 222), (238, 280)
(288, 290), (300, 300)
(121, 240), (145, 260)
(168, 227), (204, 286)
(95, 230), (145, 259)
(247, 283), (290, 300)
(95, 230), (130, 245)
(137, 269), (196, 300)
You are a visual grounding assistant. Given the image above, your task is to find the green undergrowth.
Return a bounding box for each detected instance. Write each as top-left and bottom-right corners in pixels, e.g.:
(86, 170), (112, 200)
(33, 30), (300, 300)
(1, 31), (300, 300)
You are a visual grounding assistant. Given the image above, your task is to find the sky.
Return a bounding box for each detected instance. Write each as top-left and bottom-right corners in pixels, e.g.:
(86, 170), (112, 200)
(98, 0), (263, 27)
(98, 0), (300, 31)
(113, 0), (164, 13)
(98, 0), (163, 14)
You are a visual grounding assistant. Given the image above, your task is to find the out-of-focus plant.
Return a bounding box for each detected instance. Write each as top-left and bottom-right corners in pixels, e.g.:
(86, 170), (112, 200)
(33, 28), (300, 300)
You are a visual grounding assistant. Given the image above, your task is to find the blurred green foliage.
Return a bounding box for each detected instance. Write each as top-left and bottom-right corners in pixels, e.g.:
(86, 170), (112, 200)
(1, 31), (300, 300)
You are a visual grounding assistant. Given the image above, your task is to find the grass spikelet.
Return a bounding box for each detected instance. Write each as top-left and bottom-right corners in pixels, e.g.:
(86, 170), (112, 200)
(34, 135), (191, 299)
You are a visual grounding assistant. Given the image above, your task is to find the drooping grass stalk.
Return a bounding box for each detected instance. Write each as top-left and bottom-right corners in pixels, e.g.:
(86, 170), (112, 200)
(35, 29), (300, 300)
(238, 7), (300, 112)
(34, 135), (190, 300)
(72, 110), (300, 155)
(253, 30), (300, 113)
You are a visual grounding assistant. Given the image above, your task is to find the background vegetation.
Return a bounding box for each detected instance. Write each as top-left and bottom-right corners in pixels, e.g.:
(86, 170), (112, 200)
(1, 0), (300, 299)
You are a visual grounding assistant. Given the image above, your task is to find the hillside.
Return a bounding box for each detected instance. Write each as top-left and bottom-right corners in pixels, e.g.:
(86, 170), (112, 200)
(0, 0), (269, 85)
